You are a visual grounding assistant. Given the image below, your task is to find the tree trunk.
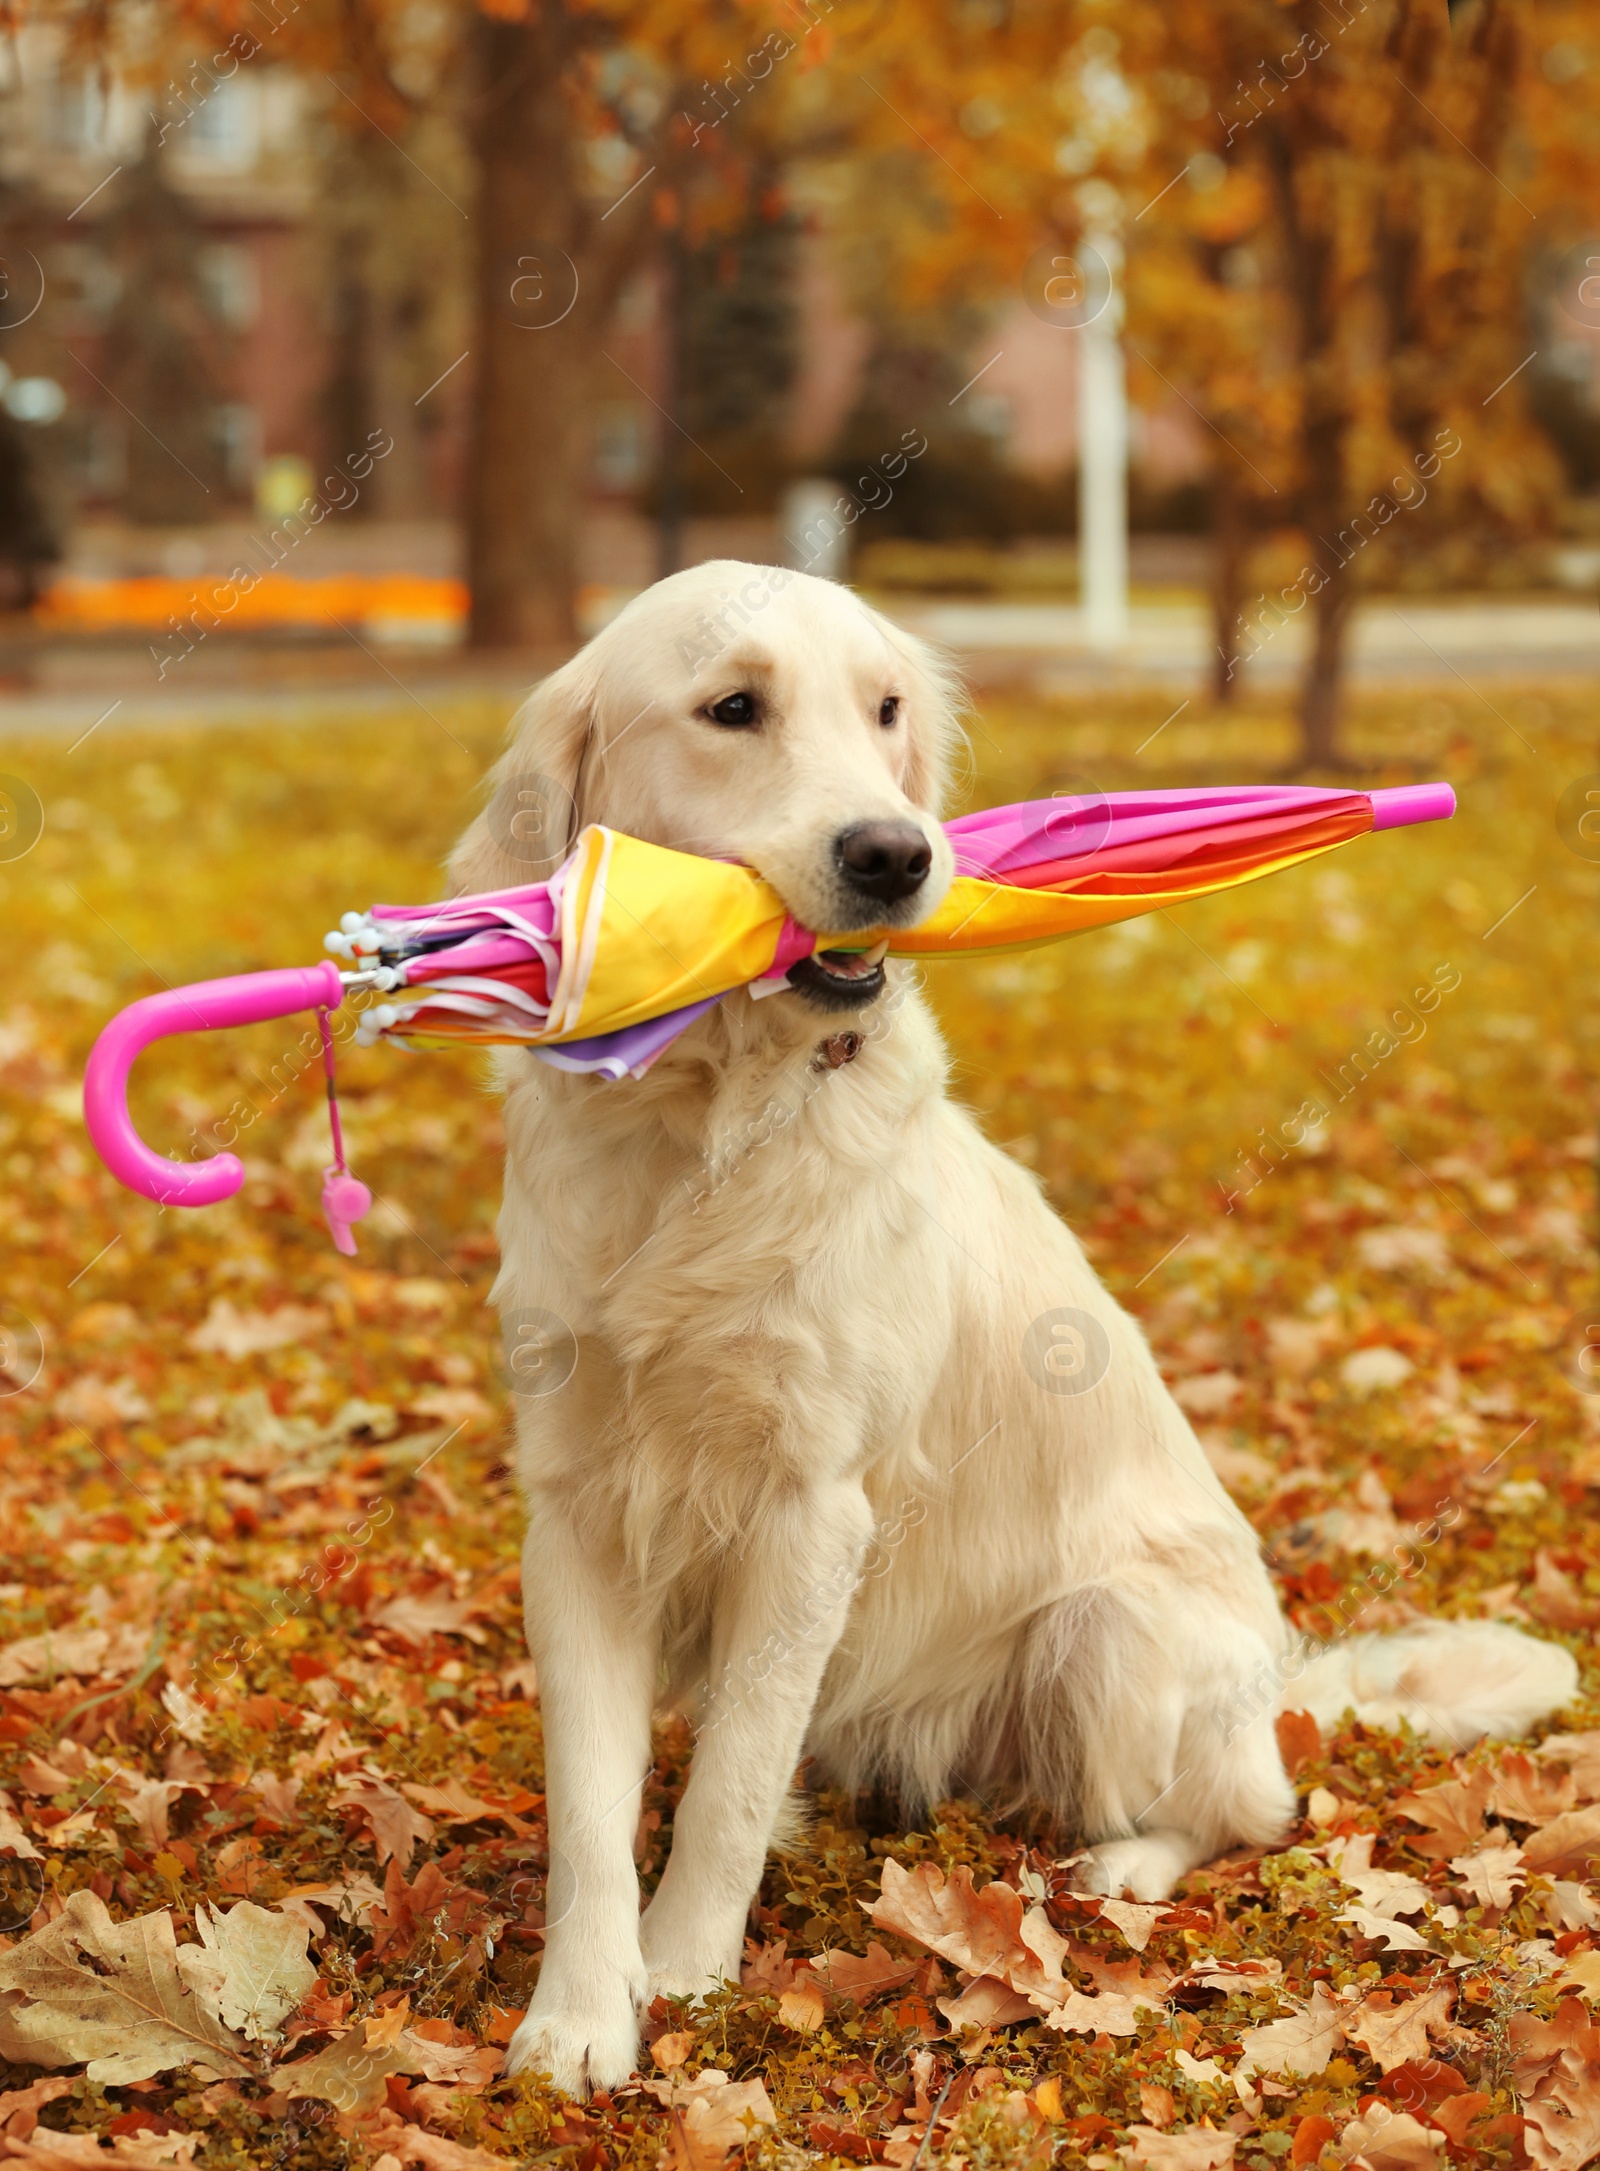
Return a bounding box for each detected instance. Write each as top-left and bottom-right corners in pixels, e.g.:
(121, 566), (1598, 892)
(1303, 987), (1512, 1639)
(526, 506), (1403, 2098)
(1299, 568), (1353, 771)
(1295, 406), (1354, 770)
(466, 12), (591, 649)
(1209, 464), (1247, 705)
(656, 232), (686, 582)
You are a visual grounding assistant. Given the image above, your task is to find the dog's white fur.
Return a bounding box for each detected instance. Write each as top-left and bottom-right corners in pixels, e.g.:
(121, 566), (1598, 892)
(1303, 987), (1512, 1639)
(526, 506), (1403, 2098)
(450, 563), (1576, 2097)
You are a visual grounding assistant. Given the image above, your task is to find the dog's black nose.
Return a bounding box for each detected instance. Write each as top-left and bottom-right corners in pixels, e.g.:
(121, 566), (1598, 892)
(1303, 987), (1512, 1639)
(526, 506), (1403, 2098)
(835, 821), (932, 903)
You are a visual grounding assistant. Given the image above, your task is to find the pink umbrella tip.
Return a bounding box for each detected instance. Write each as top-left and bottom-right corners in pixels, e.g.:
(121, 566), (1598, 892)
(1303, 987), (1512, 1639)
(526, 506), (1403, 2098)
(1368, 782), (1456, 831)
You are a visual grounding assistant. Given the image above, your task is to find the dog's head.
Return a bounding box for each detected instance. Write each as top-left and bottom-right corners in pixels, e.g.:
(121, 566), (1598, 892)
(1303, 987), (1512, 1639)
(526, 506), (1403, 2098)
(450, 562), (964, 1012)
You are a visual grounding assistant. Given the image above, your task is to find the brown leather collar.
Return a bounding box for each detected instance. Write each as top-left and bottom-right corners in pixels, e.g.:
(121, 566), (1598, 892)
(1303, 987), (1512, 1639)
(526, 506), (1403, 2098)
(813, 1031), (864, 1072)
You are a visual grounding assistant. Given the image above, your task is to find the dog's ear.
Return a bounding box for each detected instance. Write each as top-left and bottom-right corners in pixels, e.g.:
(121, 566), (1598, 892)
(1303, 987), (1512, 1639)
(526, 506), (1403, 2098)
(447, 652), (597, 896)
(873, 615), (968, 817)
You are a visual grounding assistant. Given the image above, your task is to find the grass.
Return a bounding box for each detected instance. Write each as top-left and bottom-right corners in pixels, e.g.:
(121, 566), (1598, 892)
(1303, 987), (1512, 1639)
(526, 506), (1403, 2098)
(0, 678), (1597, 2167)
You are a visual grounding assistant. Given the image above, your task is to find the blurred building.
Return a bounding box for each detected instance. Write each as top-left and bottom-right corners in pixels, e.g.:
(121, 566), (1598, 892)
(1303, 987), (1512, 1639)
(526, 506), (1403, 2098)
(0, 47), (1225, 580)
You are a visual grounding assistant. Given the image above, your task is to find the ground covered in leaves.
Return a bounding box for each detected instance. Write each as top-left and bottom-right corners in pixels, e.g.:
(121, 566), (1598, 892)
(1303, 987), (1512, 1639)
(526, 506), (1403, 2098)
(1, 680), (1599, 2171)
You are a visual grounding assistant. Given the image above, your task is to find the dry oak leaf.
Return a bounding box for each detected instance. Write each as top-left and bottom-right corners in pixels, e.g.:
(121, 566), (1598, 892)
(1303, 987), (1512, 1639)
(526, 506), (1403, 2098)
(499, 1657), (539, 1701)
(1527, 1552), (1600, 1633)
(1234, 1984), (1351, 2081)
(1558, 1950), (1600, 2002)
(0, 2074), (72, 2138)
(400, 2016), (503, 2089)
(272, 2011), (413, 2116)
(1513, 2012), (1600, 2171)
(0, 1626), (147, 1690)
(34, 1808), (104, 1852)
(113, 1776), (205, 1854)
(1337, 2109), (1445, 2170)
(1175, 1956), (1281, 1994)
(0, 1792), (40, 1863)
(366, 1590), (491, 1647)
(1524, 2062), (1600, 2171)
(1040, 1947), (1174, 2038)
(370, 2133), (510, 2171)
(938, 1976), (1038, 2030)
(158, 1686), (208, 1748)
(777, 1979), (826, 2033)
(1538, 1733), (1600, 1801)
(1173, 2048), (1224, 2087)
(1120, 2127), (1234, 2170)
(1451, 1845), (1525, 1911)
(13, 1761), (75, 1799)
(1, 2133), (200, 2166)
(399, 1777), (533, 1836)
(1395, 1766), (1493, 1859)
(1336, 1909), (1432, 1952)
(187, 1299), (328, 1358)
(1138, 2082), (1176, 2128)
(1490, 1750), (1577, 1827)
(0, 1891), (250, 2084)
(1326, 1833), (1430, 1918)
(738, 1940), (798, 1997)
(1511, 1998), (1600, 2094)
(188, 1902), (314, 2043)
(1343, 1984), (1457, 2075)
(1099, 1899), (1171, 1952)
(1041, 1987), (1147, 2037)
(329, 1776), (435, 1870)
(291, 1720), (363, 1778)
(274, 1877), (385, 1939)
(809, 1942), (916, 2006)
(246, 1773), (303, 1826)
(1522, 1806), (1600, 1879)
(366, 1857), (502, 1964)
(640, 2068), (778, 2171)
(1071, 1943), (1176, 1998)
(868, 1860), (1068, 2010)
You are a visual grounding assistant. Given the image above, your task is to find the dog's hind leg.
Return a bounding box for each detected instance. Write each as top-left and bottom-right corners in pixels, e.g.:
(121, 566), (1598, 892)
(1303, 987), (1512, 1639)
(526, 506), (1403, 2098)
(1014, 1578), (1296, 1902)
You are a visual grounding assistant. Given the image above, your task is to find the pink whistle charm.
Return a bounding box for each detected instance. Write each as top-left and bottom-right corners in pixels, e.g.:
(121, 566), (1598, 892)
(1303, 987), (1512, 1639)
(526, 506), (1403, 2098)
(321, 1168), (373, 1256)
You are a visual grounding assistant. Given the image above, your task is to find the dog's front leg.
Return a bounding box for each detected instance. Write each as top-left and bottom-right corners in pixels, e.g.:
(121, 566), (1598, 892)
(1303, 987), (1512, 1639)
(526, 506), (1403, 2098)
(640, 1484), (871, 1999)
(506, 1509), (658, 2096)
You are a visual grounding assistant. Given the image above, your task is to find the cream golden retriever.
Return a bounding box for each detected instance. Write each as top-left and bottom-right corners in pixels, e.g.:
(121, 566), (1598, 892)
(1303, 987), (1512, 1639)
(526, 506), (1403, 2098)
(448, 562), (1575, 2096)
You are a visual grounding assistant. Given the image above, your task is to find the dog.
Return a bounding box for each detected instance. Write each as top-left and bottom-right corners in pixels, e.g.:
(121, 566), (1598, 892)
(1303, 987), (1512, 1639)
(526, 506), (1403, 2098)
(447, 561), (1576, 2096)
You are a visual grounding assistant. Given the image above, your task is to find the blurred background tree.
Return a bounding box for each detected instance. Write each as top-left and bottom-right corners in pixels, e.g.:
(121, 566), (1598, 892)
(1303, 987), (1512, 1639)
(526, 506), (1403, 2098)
(1129, 0), (1595, 768)
(16, 0), (1600, 747)
(99, 144), (232, 520)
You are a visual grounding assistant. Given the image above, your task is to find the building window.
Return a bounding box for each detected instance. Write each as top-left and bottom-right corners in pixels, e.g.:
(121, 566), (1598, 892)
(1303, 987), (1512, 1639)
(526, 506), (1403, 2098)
(47, 75), (112, 155)
(63, 410), (125, 498)
(593, 403), (647, 490)
(197, 243), (260, 329)
(47, 245), (121, 330)
(212, 404), (262, 490)
(182, 78), (260, 170)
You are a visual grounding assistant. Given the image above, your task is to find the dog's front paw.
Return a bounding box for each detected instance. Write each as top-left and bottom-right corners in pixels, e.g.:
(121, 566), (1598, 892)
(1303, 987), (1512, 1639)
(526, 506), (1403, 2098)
(1074, 1833), (1195, 1903)
(644, 1958), (732, 2006)
(640, 1912), (744, 2008)
(505, 1993), (642, 2097)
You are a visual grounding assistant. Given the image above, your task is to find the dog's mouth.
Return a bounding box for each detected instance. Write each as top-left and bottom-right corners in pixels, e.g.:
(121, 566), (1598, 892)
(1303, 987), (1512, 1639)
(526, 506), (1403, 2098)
(787, 939), (889, 1011)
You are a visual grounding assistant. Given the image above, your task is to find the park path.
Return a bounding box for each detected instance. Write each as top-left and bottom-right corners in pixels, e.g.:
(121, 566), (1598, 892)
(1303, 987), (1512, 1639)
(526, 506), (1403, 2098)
(0, 593), (1595, 738)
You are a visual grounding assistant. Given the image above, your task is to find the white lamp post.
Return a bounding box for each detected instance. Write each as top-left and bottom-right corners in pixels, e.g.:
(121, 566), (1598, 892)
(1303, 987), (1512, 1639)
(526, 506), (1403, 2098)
(1078, 229), (1128, 650)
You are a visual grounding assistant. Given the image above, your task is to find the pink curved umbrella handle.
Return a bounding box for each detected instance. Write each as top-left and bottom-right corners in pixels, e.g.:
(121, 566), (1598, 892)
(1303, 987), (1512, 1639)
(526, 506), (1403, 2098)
(83, 961), (346, 1208)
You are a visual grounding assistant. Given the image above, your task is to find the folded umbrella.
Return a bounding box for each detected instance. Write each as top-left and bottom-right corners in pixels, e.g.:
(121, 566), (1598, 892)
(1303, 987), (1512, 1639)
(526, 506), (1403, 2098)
(82, 780), (1453, 1247)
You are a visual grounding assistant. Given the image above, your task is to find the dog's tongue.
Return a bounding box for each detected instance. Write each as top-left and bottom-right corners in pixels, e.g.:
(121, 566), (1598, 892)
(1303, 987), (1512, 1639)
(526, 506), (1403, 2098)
(817, 941), (887, 980)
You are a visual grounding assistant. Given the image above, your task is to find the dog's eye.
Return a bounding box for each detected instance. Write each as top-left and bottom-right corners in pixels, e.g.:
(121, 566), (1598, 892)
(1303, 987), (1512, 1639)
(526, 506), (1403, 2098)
(707, 691), (759, 728)
(878, 696), (900, 728)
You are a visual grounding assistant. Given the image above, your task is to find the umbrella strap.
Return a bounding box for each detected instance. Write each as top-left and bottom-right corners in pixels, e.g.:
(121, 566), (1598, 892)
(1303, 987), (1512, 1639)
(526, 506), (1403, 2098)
(317, 1007), (349, 1173)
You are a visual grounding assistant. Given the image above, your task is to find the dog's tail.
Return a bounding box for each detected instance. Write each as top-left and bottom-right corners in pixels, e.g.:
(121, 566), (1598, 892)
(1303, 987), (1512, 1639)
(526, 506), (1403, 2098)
(1283, 1618), (1579, 1750)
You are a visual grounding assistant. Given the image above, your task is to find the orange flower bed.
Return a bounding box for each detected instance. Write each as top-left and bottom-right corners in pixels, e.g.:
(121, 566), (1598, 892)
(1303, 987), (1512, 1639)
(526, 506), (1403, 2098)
(36, 572), (469, 636)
